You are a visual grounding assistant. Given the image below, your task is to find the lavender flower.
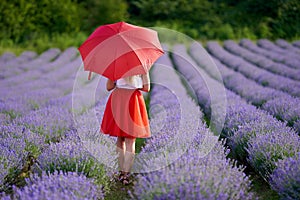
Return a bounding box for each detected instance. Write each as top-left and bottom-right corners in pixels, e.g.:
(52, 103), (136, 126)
(19, 48), (61, 71)
(75, 104), (120, 172)
(0, 137), (27, 190)
(14, 105), (73, 143)
(262, 96), (300, 127)
(1, 51), (37, 79)
(293, 40), (300, 48)
(191, 42), (300, 133)
(131, 147), (253, 200)
(37, 47), (78, 73)
(229, 117), (292, 161)
(270, 152), (300, 200)
(257, 39), (300, 60)
(173, 42), (300, 196)
(293, 119), (300, 133)
(0, 52), (16, 63)
(241, 39), (300, 70)
(207, 41), (300, 97)
(131, 49), (254, 199)
(223, 40), (300, 81)
(2, 170), (104, 200)
(1, 123), (46, 157)
(34, 136), (111, 191)
(246, 131), (300, 180)
(0, 89), (66, 120)
(275, 39), (300, 54)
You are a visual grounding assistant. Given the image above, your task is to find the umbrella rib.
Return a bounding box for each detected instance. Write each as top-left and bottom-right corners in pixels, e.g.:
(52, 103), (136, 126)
(118, 34), (143, 67)
(119, 30), (163, 51)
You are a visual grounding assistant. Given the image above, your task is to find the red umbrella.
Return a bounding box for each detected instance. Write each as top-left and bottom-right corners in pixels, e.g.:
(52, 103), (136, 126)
(78, 21), (164, 80)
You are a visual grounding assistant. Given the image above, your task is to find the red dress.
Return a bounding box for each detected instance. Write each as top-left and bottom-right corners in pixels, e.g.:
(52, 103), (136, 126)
(100, 87), (151, 138)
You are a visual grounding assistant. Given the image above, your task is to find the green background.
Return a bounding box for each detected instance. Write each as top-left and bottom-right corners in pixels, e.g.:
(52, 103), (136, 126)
(1, 0), (299, 54)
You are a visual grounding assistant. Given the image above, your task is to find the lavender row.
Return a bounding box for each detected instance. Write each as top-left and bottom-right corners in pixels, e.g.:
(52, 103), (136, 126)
(1, 115), (110, 199)
(0, 52), (20, 76)
(1, 47), (78, 88)
(131, 48), (254, 199)
(1, 171), (105, 200)
(223, 40), (300, 81)
(1, 48), (60, 79)
(1, 59), (101, 142)
(0, 97), (76, 192)
(0, 47), (77, 180)
(190, 42), (300, 133)
(0, 52), (16, 64)
(240, 39), (300, 69)
(257, 39), (300, 60)
(0, 51), (36, 73)
(173, 44), (300, 199)
(270, 152), (300, 200)
(1, 60), (112, 197)
(0, 55), (82, 121)
(207, 41), (300, 97)
(0, 67), (95, 144)
(275, 39), (300, 54)
(26, 78), (113, 197)
(293, 40), (300, 48)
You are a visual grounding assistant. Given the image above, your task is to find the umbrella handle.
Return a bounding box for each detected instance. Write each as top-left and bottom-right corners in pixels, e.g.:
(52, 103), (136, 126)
(88, 71), (92, 80)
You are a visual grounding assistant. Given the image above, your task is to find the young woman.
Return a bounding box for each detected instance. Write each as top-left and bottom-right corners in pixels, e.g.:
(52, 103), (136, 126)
(100, 73), (151, 185)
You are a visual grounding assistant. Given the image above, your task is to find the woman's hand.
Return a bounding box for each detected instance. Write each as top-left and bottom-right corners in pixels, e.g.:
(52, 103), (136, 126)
(139, 84), (150, 92)
(106, 79), (116, 91)
(140, 73), (150, 92)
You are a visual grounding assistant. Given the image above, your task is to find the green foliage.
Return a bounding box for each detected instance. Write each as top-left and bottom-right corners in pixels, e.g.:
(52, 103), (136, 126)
(273, 0), (300, 38)
(76, 0), (129, 33)
(0, 0), (299, 53)
(132, 0), (212, 22)
(0, 0), (81, 43)
(2, 110), (21, 120)
(213, 0), (300, 39)
(44, 156), (110, 192)
(131, 0), (222, 39)
(0, 0), (129, 52)
(0, 31), (87, 55)
(130, 0), (300, 40)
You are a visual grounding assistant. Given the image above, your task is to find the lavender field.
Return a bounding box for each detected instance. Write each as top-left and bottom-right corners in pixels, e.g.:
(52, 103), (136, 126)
(1, 39), (300, 200)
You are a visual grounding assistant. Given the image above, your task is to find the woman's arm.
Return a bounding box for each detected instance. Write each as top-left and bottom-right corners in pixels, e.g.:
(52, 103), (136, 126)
(140, 73), (150, 92)
(106, 79), (116, 91)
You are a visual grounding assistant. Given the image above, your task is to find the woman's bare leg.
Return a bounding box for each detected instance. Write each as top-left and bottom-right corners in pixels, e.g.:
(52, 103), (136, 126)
(117, 137), (136, 185)
(125, 137), (136, 154)
(116, 137), (125, 172)
(123, 138), (136, 173)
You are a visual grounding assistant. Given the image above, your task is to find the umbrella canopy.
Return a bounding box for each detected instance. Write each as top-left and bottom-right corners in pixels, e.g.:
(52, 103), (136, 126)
(78, 21), (164, 81)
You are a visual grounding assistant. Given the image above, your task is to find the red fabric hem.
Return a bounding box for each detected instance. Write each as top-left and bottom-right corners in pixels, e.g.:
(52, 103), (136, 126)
(100, 88), (151, 138)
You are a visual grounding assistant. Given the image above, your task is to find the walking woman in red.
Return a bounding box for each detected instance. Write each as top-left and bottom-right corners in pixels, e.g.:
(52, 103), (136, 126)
(100, 73), (151, 185)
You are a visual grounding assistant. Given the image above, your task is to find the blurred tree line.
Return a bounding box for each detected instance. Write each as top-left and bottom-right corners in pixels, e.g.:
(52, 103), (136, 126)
(0, 0), (299, 43)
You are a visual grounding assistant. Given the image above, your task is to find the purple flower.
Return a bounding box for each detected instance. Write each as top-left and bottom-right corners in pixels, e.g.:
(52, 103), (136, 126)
(191, 41), (300, 134)
(262, 96), (300, 127)
(257, 39), (300, 60)
(0, 137), (27, 189)
(172, 42), (300, 197)
(229, 114), (291, 161)
(223, 40), (300, 81)
(14, 105), (73, 143)
(131, 50), (254, 199)
(276, 39), (300, 54)
(246, 131), (300, 180)
(207, 41), (300, 97)
(270, 152), (300, 200)
(2, 170), (104, 200)
(240, 39), (300, 69)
